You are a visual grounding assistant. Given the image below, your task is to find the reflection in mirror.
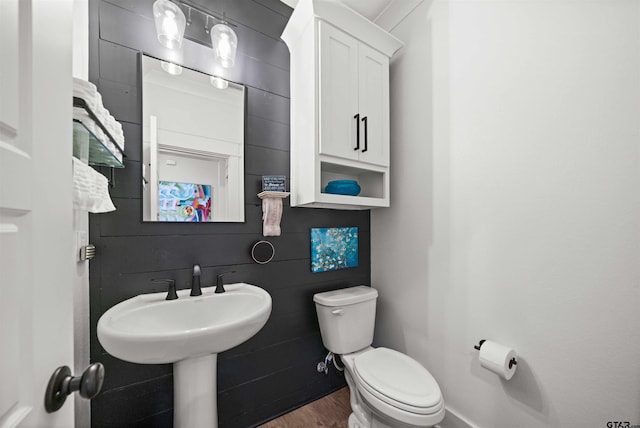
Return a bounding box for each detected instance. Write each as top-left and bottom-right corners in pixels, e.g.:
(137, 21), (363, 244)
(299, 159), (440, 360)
(142, 54), (245, 222)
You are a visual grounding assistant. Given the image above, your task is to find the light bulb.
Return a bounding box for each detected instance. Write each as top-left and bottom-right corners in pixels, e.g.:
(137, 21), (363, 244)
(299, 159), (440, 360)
(153, 0), (186, 49)
(211, 23), (238, 68)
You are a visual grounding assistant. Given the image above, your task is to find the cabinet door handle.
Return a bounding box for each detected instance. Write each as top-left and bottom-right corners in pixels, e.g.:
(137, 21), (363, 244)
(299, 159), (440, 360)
(354, 113), (360, 151)
(361, 116), (368, 152)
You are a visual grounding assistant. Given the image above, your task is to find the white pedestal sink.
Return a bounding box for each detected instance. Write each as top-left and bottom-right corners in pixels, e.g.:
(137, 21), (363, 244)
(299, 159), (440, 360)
(97, 283), (272, 428)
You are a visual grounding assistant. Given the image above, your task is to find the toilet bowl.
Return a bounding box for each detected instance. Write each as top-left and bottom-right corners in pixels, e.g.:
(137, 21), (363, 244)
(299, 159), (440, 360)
(314, 286), (445, 428)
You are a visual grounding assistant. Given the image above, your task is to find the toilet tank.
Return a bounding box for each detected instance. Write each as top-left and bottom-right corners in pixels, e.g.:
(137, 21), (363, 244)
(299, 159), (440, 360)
(313, 286), (378, 355)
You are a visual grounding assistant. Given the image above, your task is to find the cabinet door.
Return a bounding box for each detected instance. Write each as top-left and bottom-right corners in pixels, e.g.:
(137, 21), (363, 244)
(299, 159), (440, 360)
(318, 21), (359, 161)
(358, 44), (389, 166)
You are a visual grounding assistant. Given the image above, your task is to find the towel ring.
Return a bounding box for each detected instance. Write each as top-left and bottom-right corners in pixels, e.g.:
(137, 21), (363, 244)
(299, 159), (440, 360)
(251, 240), (275, 264)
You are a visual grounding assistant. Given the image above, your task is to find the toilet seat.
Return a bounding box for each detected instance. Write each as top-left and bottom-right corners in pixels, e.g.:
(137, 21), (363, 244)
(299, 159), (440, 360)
(353, 348), (443, 416)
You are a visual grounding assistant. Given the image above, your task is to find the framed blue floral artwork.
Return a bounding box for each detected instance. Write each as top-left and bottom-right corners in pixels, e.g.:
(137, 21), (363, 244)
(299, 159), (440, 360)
(310, 227), (358, 272)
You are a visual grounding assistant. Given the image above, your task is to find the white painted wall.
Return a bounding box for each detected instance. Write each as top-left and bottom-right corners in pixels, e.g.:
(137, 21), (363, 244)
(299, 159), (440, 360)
(371, 1), (640, 427)
(72, 0), (91, 426)
(72, 0), (88, 79)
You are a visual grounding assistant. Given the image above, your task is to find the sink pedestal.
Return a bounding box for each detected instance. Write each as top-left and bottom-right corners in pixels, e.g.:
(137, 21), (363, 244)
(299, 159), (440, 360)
(174, 354), (218, 428)
(97, 284), (272, 427)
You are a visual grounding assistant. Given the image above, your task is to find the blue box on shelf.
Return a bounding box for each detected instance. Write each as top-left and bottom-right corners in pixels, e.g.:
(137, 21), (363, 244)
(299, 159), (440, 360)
(324, 180), (361, 196)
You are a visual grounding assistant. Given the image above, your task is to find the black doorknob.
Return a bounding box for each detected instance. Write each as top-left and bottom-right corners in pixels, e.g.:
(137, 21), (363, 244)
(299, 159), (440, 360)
(45, 363), (105, 413)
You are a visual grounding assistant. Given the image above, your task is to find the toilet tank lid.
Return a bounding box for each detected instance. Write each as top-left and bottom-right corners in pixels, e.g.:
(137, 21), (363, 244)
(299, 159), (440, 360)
(314, 286), (378, 306)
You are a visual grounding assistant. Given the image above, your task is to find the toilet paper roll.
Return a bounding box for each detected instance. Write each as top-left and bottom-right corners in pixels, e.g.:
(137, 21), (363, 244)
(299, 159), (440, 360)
(478, 340), (517, 380)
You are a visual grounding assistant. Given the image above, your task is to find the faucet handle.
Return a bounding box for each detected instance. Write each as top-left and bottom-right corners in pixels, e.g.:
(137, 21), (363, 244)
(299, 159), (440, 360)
(151, 279), (178, 300)
(215, 270), (236, 294)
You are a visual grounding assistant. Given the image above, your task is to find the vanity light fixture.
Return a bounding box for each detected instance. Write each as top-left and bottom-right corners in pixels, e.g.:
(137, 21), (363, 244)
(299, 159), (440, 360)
(161, 61), (183, 75)
(210, 20), (238, 69)
(153, 1), (239, 69)
(210, 76), (229, 89)
(152, 0), (187, 49)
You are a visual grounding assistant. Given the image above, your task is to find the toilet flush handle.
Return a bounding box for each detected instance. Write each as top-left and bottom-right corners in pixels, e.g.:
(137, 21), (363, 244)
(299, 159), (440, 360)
(331, 309), (343, 316)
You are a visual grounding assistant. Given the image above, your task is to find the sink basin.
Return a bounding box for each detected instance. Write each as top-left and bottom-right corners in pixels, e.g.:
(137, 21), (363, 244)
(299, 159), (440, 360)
(97, 283), (272, 364)
(97, 283), (272, 427)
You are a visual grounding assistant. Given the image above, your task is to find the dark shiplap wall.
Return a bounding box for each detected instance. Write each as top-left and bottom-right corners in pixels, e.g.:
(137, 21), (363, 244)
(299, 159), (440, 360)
(88, 0), (371, 426)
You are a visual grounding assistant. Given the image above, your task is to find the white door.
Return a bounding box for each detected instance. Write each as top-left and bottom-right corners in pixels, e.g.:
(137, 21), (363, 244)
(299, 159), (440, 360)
(0, 1), (75, 427)
(318, 21), (360, 162)
(358, 44), (389, 167)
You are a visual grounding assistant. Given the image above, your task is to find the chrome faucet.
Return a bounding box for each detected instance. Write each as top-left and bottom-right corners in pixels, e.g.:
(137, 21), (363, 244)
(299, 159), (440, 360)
(191, 264), (202, 296)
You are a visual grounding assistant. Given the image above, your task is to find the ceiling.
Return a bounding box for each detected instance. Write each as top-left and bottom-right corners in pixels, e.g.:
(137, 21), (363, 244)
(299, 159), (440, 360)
(280, 0), (395, 22)
(339, 0), (395, 21)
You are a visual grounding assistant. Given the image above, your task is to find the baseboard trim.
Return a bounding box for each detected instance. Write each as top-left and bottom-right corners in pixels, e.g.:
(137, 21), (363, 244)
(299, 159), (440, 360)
(437, 406), (475, 428)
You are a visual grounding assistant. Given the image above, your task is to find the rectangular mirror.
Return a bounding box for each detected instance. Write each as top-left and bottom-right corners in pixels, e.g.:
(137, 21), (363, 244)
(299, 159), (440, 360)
(141, 54), (245, 222)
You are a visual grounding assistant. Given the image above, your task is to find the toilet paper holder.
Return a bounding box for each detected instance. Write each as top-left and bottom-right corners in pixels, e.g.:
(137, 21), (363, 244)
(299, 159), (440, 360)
(473, 339), (518, 369)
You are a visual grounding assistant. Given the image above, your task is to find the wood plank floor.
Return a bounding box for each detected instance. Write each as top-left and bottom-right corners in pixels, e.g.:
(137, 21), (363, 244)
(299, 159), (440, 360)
(258, 387), (352, 428)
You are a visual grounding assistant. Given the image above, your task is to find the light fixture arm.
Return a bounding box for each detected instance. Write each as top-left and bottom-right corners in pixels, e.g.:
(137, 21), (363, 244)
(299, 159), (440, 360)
(155, 0), (238, 68)
(174, 0), (238, 29)
(185, 6), (192, 26)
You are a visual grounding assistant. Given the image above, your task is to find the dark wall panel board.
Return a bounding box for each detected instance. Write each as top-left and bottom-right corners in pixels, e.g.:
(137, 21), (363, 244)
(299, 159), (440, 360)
(245, 145), (289, 176)
(217, 357), (346, 423)
(91, 374), (173, 428)
(179, 14), (291, 71)
(245, 174), (269, 205)
(283, 207), (371, 232)
(257, 232), (310, 260)
(97, 78), (140, 124)
(99, 259), (369, 312)
(89, 0), (101, 84)
(252, 0), (294, 18)
(99, 198), (263, 237)
(101, 0), (157, 16)
(187, 0), (290, 41)
(228, 258), (369, 291)
(120, 122), (141, 161)
(129, 409), (173, 428)
(104, 0), (290, 43)
(98, 352), (172, 393)
(99, 1), (289, 97)
(224, 277), (370, 357)
(237, 56), (290, 97)
(99, 260), (326, 312)
(98, 235), (256, 274)
(247, 114), (290, 151)
(217, 333), (326, 392)
(89, 0), (372, 426)
(99, 160), (141, 199)
(246, 87), (290, 124)
(98, 40), (139, 86)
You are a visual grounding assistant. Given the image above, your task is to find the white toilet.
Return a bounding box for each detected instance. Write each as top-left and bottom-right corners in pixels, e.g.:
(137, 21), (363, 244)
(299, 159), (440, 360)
(314, 286), (445, 428)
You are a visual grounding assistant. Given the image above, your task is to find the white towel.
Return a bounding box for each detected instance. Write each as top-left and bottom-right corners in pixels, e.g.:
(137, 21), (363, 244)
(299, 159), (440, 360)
(73, 78), (126, 156)
(73, 77), (99, 112)
(72, 158), (116, 213)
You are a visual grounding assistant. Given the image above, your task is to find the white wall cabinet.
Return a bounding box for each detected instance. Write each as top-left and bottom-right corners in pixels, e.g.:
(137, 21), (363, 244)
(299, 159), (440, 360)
(282, 0), (402, 209)
(319, 21), (389, 167)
